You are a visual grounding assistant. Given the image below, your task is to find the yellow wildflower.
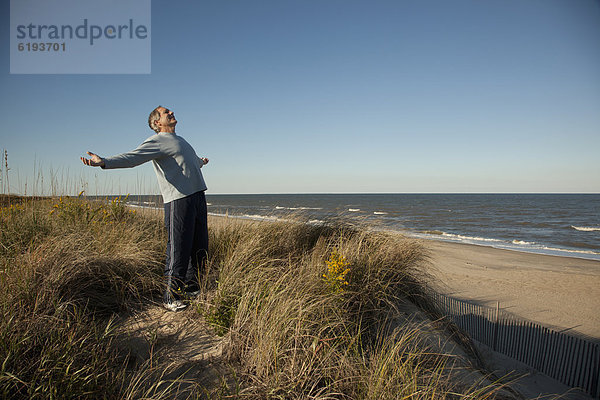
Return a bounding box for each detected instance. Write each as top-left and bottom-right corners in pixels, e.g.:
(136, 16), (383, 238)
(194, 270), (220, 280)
(323, 249), (350, 293)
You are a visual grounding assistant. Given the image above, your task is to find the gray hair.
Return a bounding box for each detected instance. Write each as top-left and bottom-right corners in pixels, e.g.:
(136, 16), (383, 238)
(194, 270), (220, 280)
(148, 106), (162, 133)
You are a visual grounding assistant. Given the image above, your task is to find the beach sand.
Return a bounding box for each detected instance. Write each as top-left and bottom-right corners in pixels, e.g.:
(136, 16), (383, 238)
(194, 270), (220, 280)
(423, 239), (600, 340)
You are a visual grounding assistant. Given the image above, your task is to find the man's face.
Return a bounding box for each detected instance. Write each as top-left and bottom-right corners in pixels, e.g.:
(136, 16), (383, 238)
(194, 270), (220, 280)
(155, 107), (177, 131)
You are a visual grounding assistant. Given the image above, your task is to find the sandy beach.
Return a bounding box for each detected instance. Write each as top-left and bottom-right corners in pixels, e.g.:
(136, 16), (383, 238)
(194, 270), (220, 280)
(423, 239), (600, 340)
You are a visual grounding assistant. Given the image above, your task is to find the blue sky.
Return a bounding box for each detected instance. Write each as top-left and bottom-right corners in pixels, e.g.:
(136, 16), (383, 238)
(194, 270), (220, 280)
(1, 0), (599, 195)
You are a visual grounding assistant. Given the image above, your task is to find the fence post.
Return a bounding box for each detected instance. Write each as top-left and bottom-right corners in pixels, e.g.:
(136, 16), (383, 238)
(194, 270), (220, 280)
(540, 327), (550, 373)
(492, 301), (500, 351)
(590, 343), (599, 398)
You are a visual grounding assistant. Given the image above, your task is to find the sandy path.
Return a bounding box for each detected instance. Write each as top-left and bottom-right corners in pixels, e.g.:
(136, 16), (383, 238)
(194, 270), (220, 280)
(423, 239), (600, 339)
(116, 303), (231, 398)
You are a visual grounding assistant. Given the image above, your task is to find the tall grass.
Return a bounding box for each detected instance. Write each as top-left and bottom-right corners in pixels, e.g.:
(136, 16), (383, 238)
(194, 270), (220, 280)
(201, 217), (506, 399)
(1, 196), (507, 399)
(0, 194), (165, 398)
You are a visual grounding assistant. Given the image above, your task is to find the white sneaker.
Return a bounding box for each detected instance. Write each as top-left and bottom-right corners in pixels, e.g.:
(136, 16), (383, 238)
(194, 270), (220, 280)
(163, 300), (188, 312)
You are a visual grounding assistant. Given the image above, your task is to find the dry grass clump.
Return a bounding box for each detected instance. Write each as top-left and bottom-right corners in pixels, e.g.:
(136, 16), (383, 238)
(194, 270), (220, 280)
(201, 216), (502, 399)
(1, 197), (504, 399)
(0, 195), (166, 398)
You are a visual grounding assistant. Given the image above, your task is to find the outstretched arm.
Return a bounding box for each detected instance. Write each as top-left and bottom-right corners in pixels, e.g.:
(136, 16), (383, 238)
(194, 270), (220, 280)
(80, 151), (105, 168)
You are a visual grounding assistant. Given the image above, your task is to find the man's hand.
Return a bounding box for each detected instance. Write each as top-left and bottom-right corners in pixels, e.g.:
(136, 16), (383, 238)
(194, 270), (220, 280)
(80, 151), (105, 167)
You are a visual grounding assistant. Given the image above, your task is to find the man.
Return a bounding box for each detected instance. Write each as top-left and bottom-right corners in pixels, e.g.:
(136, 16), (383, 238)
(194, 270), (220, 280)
(81, 106), (209, 312)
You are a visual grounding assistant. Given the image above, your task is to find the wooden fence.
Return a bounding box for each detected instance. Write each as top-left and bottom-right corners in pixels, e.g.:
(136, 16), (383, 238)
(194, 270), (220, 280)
(428, 292), (600, 398)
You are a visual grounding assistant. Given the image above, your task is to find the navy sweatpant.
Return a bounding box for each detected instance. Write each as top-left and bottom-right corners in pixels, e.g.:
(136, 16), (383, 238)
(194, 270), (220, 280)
(163, 190), (208, 303)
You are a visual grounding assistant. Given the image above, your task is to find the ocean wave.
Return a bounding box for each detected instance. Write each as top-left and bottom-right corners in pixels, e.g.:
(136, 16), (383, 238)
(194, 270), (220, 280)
(373, 211), (388, 215)
(538, 246), (600, 256)
(348, 208), (360, 212)
(441, 232), (503, 243)
(410, 230), (504, 243)
(207, 212), (281, 222)
(512, 239), (536, 245)
(411, 230), (600, 259)
(275, 206), (323, 211)
(571, 226), (600, 232)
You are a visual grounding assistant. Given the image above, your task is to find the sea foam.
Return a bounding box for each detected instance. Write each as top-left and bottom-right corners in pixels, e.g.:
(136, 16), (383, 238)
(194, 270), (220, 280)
(512, 240), (536, 245)
(275, 206), (323, 211)
(571, 226), (600, 232)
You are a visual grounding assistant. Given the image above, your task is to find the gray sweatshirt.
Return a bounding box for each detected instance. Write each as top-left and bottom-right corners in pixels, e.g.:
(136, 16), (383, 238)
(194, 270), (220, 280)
(102, 132), (207, 203)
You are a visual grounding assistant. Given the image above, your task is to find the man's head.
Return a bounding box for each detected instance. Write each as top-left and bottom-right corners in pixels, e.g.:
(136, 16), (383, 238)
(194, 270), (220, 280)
(148, 106), (177, 133)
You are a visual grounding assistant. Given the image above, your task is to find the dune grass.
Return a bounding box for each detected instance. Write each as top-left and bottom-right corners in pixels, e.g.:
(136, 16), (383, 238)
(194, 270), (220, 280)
(0, 194), (166, 398)
(0, 195), (506, 399)
(200, 216), (505, 399)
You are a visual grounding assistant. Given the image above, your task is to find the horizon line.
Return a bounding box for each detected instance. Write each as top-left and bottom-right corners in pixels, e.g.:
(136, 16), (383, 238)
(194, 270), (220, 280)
(74, 191), (600, 196)
(4, 192), (600, 197)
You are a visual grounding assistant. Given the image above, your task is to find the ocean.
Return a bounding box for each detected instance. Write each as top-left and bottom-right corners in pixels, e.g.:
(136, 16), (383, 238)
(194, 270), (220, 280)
(125, 193), (600, 261)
